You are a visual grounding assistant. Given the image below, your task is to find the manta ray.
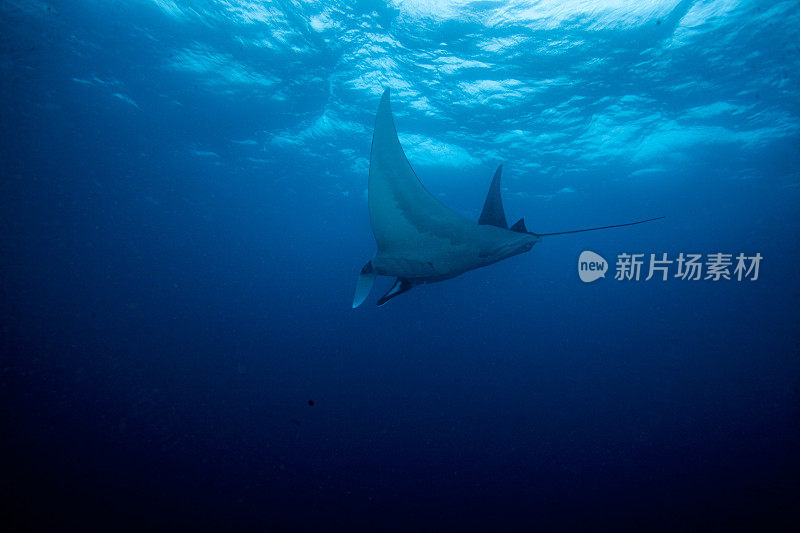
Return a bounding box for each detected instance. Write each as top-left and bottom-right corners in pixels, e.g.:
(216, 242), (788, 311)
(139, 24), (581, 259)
(353, 88), (662, 307)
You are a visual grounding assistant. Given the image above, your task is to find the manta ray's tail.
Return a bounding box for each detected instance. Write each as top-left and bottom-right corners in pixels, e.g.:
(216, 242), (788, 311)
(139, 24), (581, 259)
(480, 166), (664, 237)
(529, 216), (665, 237)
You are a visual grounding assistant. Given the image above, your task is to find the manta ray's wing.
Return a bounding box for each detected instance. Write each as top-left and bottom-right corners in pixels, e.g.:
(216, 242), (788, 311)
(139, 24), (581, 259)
(368, 88), (472, 256)
(478, 165), (507, 229)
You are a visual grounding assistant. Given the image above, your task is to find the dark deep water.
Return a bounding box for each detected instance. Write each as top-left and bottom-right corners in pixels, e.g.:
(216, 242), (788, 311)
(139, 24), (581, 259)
(2, 1), (799, 530)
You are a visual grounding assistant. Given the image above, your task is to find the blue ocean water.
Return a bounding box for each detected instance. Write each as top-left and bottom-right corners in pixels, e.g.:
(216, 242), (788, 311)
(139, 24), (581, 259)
(1, 0), (798, 529)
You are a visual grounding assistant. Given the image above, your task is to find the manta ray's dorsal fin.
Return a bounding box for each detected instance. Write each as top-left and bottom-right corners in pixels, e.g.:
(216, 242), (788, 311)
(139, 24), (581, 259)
(478, 165), (508, 229)
(368, 88), (471, 255)
(510, 217), (527, 233)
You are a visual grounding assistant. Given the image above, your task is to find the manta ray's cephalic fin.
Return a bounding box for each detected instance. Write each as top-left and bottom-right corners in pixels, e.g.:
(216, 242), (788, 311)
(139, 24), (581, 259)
(478, 165), (508, 229)
(352, 261), (376, 308)
(376, 278), (413, 307)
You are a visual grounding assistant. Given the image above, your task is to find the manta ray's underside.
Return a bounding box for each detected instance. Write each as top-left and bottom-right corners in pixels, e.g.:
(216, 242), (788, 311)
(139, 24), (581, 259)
(352, 88), (663, 308)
